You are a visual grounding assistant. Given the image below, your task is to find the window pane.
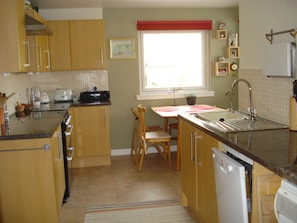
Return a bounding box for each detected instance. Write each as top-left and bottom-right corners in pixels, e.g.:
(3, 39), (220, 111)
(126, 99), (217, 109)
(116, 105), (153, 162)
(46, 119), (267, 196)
(141, 31), (206, 92)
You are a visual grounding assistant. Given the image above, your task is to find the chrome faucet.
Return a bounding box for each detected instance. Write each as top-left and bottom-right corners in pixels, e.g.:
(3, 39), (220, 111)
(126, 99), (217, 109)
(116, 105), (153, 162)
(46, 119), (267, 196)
(225, 89), (233, 111)
(231, 78), (255, 120)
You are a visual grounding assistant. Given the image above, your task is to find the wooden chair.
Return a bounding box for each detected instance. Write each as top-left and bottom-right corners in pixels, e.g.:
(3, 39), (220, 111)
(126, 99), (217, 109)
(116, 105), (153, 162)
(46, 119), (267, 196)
(168, 121), (178, 141)
(136, 105), (172, 171)
(130, 107), (162, 160)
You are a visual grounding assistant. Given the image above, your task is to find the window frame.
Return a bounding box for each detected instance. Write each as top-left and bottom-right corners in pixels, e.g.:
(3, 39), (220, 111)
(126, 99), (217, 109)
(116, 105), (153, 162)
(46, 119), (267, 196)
(137, 29), (214, 100)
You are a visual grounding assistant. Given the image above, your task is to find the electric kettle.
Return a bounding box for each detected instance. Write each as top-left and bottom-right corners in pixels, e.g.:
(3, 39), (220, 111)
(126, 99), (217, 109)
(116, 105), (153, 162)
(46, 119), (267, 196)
(40, 92), (50, 104)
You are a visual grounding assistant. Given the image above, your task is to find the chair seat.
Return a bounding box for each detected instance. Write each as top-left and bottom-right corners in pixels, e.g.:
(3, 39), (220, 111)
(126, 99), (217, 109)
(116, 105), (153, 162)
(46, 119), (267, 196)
(136, 104), (172, 171)
(146, 131), (171, 140)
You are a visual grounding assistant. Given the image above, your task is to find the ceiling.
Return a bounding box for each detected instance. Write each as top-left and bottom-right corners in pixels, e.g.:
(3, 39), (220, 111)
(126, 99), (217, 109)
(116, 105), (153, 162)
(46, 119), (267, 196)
(31, 0), (239, 10)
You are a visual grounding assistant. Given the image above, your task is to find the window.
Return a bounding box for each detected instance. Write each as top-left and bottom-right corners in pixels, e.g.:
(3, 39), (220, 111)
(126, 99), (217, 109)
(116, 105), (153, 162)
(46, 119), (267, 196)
(137, 30), (213, 100)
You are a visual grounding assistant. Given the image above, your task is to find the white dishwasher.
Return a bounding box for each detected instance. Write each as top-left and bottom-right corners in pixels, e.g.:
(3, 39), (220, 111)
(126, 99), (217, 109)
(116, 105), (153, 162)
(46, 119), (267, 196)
(212, 144), (253, 223)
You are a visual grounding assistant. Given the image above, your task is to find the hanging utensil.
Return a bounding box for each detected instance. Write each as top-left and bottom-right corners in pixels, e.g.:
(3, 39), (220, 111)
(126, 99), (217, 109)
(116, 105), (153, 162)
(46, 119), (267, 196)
(293, 80), (297, 102)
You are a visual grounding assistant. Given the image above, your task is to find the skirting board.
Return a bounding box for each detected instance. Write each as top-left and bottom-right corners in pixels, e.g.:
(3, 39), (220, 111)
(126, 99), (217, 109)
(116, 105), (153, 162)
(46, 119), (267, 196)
(111, 145), (177, 156)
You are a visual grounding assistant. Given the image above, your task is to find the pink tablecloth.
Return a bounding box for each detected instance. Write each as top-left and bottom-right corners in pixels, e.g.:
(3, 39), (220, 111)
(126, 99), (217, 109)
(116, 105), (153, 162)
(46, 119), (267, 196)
(151, 104), (219, 118)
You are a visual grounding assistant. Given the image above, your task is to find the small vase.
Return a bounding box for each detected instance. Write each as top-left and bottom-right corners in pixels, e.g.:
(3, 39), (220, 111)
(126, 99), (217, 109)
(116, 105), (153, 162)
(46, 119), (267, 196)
(186, 97), (196, 105)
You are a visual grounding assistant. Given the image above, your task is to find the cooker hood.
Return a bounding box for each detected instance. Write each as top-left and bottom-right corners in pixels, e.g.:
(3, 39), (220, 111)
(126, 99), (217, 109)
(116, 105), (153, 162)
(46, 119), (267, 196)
(25, 9), (52, 35)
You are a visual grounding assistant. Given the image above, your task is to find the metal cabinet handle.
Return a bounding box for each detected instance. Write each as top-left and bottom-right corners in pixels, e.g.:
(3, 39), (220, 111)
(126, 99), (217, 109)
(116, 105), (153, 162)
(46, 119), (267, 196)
(190, 132), (195, 161)
(45, 50), (51, 69)
(38, 46), (42, 69)
(65, 125), (73, 136)
(190, 132), (202, 165)
(104, 109), (106, 127)
(24, 41), (31, 68)
(66, 147), (75, 161)
(100, 48), (103, 67)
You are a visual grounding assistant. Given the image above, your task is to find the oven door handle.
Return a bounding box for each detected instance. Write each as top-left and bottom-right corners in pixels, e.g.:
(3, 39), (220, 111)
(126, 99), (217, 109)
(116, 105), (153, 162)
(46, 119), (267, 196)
(65, 115), (72, 126)
(67, 147), (75, 161)
(65, 125), (73, 136)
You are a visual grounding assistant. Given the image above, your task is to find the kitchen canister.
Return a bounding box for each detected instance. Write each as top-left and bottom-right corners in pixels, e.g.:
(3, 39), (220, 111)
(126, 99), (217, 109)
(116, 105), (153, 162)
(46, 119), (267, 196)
(289, 97), (297, 131)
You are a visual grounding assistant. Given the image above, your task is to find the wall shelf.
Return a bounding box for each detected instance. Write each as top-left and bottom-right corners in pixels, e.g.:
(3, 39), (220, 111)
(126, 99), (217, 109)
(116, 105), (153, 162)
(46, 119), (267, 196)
(215, 62), (230, 76)
(217, 30), (227, 39)
(227, 46), (240, 58)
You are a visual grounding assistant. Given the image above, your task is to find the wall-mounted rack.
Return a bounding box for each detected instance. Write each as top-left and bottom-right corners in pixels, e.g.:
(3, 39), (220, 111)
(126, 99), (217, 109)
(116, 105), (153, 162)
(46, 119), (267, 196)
(266, 28), (297, 44)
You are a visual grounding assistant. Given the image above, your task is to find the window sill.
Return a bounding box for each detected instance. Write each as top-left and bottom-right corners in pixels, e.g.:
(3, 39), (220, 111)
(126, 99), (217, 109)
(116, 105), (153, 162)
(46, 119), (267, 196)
(136, 90), (215, 101)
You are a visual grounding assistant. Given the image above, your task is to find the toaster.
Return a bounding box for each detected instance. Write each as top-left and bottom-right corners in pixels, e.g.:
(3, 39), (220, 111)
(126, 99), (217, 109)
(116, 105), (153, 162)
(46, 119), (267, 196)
(54, 89), (73, 102)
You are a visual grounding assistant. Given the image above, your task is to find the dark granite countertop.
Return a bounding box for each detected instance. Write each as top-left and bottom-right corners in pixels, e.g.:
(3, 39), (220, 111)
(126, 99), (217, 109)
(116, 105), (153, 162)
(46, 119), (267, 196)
(71, 100), (111, 107)
(0, 100), (111, 140)
(179, 113), (297, 185)
(0, 111), (66, 140)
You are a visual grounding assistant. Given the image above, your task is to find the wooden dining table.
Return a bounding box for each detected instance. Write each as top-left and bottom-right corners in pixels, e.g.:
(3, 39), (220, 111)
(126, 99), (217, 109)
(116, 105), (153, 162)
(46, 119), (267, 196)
(151, 104), (219, 170)
(151, 104), (218, 130)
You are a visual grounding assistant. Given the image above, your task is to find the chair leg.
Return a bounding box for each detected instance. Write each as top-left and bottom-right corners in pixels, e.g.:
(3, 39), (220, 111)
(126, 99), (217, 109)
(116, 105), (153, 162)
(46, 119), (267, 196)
(163, 142), (171, 168)
(131, 120), (138, 156)
(153, 144), (165, 158)
(138, 145), (146, 172)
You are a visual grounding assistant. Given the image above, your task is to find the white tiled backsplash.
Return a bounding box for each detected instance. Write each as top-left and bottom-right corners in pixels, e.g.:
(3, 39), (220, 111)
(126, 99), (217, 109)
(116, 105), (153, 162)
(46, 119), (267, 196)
(0, 70), (108, 115)
(239, 69), (293, 125)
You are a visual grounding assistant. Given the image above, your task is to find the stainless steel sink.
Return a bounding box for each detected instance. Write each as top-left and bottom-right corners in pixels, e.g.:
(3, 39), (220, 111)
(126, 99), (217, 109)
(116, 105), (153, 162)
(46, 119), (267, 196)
(192, 110), (288, 133)
(194, 110), (248, 122)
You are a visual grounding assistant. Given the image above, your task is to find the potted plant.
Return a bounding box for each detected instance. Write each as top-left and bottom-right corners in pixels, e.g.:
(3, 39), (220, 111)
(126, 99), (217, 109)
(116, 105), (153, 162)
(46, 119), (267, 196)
(185, 93), (196, 105)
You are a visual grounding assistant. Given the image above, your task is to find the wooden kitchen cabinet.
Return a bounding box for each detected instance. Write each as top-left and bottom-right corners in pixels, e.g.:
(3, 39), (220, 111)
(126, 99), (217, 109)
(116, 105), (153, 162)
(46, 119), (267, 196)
(180, 119), (219, 223)
(0, 126), (65, 223)
(71, 106), (111, 168)
(0, 0), (30, 73)
(48, 20), (106, 71)
(70, 20), (106, 70)
(251, 162), (281, 223)
(27, 35), (51, 72)
(48, 21), (72, 70)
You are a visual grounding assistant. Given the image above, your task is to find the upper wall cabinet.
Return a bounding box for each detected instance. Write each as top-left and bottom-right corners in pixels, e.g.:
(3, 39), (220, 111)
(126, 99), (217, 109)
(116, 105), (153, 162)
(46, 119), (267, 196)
(27, 35), (51, 73)
(0, 0), (30, 73)
(48, 20), (106, 71)
(47, 21), (72, 71)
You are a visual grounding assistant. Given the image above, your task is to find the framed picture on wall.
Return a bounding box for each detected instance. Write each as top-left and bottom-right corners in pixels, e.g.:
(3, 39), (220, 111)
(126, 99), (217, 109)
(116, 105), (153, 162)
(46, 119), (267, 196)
(228, 33), (238, 46)
(109, 38), (136, 59)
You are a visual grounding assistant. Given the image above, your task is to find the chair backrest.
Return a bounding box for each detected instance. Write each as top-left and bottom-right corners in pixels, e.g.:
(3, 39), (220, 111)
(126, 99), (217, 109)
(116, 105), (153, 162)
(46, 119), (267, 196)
(130, 107), (139, 120)
(137, 105), (147, 139)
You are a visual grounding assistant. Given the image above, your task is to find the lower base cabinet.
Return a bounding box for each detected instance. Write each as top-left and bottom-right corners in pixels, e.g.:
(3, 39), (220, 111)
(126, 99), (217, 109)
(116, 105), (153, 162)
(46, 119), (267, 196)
(70, 106), (111, 168)
(251, 162), (281, 223)
(180, 118), (283, 223)
(180, 119), (219, 223)
(0, 126), (65, 223)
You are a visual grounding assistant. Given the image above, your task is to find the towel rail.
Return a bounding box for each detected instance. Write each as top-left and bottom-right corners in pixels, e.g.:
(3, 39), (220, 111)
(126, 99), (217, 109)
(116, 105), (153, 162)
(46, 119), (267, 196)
(266, 28), (297, 44)
(0, 144), (50, 152)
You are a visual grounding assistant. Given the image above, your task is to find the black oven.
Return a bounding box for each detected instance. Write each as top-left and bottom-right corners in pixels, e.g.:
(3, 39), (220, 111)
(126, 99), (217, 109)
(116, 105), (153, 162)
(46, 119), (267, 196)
(61, 111), (74, 203)
(31, 102), (74, 203)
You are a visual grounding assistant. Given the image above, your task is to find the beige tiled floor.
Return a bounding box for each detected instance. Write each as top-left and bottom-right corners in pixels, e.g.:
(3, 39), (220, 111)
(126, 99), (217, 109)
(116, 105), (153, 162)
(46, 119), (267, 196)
(58, 153), (181, 223)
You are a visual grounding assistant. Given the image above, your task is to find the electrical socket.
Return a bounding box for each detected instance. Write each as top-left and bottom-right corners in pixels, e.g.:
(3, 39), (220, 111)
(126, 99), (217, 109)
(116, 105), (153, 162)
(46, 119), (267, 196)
(17, 92), (24, 99)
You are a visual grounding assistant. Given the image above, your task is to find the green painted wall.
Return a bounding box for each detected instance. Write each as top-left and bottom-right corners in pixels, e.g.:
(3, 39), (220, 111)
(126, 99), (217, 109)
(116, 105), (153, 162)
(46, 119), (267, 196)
(103, 8), (239, 150)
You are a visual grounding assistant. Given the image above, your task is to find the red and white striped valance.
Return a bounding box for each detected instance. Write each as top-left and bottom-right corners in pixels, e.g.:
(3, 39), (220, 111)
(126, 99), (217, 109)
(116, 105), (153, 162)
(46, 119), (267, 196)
(136, 20), (213, 30)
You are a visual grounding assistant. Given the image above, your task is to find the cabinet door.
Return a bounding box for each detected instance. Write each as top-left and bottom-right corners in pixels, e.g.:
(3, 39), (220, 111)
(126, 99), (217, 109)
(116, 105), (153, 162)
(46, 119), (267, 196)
(50, 126), (66, 212)
(181, 120), (199, 214)
(251, 162), (281, 223)
(27, 35), (51, 72)
(70, 20), (106, 70)
(196, 129), (219, 223)
(0, 0), (29, 73)
(36, 35), (51, 72)
(73, 106), (110, 158)
(0, 139), (59, 223)
(48, 21), (72, 70)
(180, 119), (219, 223)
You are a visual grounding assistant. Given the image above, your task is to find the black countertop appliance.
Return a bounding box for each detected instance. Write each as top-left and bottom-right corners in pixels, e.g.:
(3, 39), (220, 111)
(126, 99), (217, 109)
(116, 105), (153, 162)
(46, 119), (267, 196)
(80, 91), (110, 103)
